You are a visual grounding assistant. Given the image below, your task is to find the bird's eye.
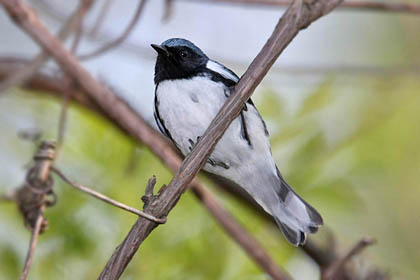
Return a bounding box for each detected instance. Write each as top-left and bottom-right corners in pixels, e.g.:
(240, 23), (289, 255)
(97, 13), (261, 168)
(180, 50), (188, 58)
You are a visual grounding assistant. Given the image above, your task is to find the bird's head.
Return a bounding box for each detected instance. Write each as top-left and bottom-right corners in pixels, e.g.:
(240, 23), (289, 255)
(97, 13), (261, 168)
(151, 38), (208, 83)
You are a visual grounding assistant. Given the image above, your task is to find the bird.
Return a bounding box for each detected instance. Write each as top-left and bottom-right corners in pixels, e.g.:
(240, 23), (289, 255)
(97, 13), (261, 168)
(151, 38), (323, 246)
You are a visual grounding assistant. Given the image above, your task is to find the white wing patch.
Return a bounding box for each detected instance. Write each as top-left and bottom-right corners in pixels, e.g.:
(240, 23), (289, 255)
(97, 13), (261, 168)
(206, 60), (239, 83)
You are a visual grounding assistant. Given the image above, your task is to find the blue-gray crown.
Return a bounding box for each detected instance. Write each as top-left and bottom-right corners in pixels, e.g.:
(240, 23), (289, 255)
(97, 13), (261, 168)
(161, 38), (207, 58)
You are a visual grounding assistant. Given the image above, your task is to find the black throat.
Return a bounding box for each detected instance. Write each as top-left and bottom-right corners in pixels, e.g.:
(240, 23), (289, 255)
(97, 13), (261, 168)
(154, 56), (209, 84)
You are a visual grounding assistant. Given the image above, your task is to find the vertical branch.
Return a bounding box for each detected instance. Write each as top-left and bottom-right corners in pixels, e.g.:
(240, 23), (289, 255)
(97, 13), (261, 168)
(69, 0), (90, 54)
(15, 141), (57, 280)
(57, 0), (91, 151)
(56, 94), (70, 148)
(88, 0), (113, 38)
(20, 206), (45, 280)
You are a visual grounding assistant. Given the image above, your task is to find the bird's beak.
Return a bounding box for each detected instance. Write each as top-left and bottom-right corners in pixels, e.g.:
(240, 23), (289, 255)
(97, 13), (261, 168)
(151, 44), (170, 56)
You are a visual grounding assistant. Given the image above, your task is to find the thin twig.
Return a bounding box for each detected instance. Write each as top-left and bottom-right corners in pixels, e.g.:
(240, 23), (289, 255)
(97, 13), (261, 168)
(162, 0), (174, 22)
(0, 0), (95, 94)
(69, 0), (90, 54)
(51, 167), (166, 224)
(56, 0), (91, 151)
(190, 0), (420, 15)
(88, 0), (113, 38)
(339, 237), (376, 266)
(78, 0), (147, 60)
(20, 205), (45, 280)
(56, 93), (70, 148)
(323, 237), (377, 280)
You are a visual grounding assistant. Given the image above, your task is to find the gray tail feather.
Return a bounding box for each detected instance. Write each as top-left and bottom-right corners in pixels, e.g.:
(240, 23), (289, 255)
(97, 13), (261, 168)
(275, 218), (307, 246)
(272, 167), (323, 246)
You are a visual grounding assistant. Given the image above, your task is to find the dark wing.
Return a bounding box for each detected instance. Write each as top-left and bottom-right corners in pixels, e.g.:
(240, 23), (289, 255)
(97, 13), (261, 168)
(154, 110), (168, 137)
(154, 88), (174, 141)
(205, 60), (270, 141)
(205, 59), (257, 109)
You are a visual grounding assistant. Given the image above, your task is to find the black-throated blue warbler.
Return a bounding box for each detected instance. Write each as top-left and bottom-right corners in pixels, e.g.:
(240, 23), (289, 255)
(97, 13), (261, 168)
(151, 38), (323, 246)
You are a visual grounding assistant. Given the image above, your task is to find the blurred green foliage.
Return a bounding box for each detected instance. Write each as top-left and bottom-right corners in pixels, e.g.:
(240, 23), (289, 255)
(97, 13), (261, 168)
(0, 74), (419, 279)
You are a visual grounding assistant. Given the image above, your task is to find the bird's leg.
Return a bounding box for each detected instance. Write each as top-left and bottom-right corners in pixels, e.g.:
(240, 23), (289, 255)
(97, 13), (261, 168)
(209, 159), (230, 169)
(188, 138), (194, 151)
(188, 136), (201, 152)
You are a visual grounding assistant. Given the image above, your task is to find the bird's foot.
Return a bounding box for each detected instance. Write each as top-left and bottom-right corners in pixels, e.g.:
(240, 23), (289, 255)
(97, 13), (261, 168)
(188, 136), (201, 151)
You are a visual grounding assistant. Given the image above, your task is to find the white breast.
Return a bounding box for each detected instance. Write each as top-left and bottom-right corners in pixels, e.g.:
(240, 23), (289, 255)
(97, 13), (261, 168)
(156, 76), (227, 155)
(155, 76), (277, 181)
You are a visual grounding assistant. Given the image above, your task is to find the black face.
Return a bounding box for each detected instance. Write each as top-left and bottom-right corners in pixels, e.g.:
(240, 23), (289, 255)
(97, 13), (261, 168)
(152, 38), (208, 84)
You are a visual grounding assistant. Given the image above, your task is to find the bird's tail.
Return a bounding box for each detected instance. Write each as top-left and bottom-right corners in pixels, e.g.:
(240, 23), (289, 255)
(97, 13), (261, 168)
(270, 167), (323, 246)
